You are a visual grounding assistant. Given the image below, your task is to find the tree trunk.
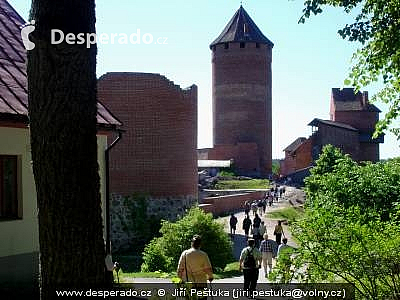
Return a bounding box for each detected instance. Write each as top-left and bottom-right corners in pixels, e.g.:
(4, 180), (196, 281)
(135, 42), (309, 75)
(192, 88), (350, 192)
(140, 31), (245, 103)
(27, 1), (105, 299)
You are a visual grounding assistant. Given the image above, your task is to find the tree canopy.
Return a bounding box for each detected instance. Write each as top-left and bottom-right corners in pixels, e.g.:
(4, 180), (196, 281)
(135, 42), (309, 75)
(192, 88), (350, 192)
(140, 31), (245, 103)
(300, 0), (400, 139)
(272, 145), (400, 299)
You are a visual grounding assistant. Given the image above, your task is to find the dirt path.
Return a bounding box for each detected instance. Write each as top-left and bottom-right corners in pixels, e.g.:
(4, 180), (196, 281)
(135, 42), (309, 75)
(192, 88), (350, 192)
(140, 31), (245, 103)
(125, 186), (304, 284)
(216, 186), (302, 282)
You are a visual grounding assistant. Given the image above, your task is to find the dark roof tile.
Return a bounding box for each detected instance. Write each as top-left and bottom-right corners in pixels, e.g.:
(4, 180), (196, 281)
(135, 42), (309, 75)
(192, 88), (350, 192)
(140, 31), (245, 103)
(210, 5), (273, 48)
(0, 0), (121, 127)
(332, 88), (381, 113)
(308, 118), (358, 131)
(283, 137), (307, 152)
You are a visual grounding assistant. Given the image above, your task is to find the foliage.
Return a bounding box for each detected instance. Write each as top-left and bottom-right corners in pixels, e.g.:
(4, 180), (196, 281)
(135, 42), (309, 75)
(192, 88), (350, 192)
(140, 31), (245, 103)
(217, 170), (237, 178)
(269, 246), (297, 283)
(113, 261), (241, 283)
(272, 160), (281, 176)
(305, 146), (400, 221)
(292, 207), (400, 299)
(299, 0), (400, 139)
(308, 144), (354, 176)
(266, 206), (304, 224)
(113, 269), (172, 283)
(117, 193), (162, 254)
(214, 179), (270, 190)
(213, 262), (242, 280)
(272, 146), (400, 299)
(141, 207), (233, 273)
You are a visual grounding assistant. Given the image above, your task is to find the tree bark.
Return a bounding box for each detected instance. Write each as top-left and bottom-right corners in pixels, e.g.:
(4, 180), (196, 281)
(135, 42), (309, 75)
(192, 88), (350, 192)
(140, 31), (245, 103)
(27, 1), (105, 299)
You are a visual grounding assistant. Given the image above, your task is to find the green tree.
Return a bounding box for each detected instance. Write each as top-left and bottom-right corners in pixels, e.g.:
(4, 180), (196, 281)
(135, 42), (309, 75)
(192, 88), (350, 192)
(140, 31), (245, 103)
(272, 146), (400, 299)
(28, 1), (106, 298)
(272, 160), (281, 176)
(141, 207), (233, 273)
(299, 0), (400, 139)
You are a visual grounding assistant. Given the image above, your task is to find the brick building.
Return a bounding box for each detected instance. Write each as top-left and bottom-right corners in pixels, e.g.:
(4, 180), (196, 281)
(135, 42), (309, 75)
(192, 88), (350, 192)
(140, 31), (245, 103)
(199, 5), (274, 177)
(97, 72), (198, 250)
(280, 88), (384, 178)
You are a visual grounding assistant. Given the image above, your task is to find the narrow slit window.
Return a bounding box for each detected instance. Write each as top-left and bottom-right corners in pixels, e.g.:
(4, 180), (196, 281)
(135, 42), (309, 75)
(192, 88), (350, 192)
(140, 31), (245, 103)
(0, 156), (20, 220)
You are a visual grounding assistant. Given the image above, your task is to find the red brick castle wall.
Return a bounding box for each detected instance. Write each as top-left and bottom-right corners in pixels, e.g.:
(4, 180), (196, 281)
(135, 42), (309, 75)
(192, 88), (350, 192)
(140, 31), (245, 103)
(98, 72), (197, 200)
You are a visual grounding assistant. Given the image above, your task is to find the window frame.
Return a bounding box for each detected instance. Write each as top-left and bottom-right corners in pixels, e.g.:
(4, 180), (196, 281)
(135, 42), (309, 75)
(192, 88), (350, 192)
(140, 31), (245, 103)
(0, 155), (22, 221)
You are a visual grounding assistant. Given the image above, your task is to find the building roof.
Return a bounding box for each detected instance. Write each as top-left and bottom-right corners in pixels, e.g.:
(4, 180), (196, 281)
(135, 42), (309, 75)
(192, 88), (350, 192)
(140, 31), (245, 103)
(308, 118), (358, 132)
(332, 88), (381, 113)
(210, 5), (274, 48)
(198, 160), (232, 168)
(283, 137), (307, 152)
(0, 0), (121, 128)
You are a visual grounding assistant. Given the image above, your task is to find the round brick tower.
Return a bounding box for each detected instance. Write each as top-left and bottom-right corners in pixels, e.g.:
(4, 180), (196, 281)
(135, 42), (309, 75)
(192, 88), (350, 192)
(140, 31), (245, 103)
(210, 6), (273, 176)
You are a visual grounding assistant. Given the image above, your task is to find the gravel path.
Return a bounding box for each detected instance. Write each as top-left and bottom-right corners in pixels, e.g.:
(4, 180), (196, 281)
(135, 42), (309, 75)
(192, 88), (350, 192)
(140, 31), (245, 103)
(215, 186), (301, 283)
(125, 186), (304, 284)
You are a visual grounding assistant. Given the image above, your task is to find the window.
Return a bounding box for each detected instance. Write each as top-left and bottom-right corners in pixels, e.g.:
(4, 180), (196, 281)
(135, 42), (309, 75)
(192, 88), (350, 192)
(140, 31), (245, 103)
(0, 156), (20, 220)
(256, 43), (260, 48)
(224, 43), (229, 49)
(240, 42), (245, 48)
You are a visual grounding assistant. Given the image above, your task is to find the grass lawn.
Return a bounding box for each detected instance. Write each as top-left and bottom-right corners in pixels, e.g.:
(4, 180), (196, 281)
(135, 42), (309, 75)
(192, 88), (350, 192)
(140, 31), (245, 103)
(113, 261), (242, 283)
(266, 206), (304, 223)
(214, 179), (270, 190)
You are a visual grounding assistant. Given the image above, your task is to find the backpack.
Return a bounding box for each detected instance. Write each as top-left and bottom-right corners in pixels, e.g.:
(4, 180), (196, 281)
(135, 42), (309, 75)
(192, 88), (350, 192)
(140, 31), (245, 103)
(243, 247), (256, 268)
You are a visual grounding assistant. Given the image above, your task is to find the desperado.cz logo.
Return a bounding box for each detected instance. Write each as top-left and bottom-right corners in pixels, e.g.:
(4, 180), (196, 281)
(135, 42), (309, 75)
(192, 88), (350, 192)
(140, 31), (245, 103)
(20, 20), (168, 51)
(20, 20), (36, 50)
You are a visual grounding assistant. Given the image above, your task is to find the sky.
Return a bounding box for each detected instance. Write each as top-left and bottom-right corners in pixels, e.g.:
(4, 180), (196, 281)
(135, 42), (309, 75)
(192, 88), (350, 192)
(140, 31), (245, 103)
(10, 0), (400, 159)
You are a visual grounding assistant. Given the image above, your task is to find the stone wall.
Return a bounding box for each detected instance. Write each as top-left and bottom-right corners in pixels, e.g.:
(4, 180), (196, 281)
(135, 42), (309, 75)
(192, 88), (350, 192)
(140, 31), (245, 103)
(110, 194), (197, 253)
(200, 191), (265, 216)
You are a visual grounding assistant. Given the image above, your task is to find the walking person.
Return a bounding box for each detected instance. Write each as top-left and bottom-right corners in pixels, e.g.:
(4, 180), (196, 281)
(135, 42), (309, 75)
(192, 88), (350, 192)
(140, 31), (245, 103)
(262, 198), (267, 214)
(253, 213), (261, 229)
(244, 200), (251, 216)
(239, 239), (262, 294)
(268, 194), (273, 207)
(242, 215), (252, 239)
(259, 221), (266, 238)
(257, 200), (263, 216)
(259, 234), (278, 277)
(274, 220), (284, 245)
(251, 201), (258, 216)
(229, 213), (238, 236)
(177, 235), (214, 290)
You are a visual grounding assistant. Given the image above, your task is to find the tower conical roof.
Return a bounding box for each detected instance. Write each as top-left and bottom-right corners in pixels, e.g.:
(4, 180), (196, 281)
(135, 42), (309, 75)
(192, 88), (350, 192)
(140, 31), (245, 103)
(210, 5), (273, 49)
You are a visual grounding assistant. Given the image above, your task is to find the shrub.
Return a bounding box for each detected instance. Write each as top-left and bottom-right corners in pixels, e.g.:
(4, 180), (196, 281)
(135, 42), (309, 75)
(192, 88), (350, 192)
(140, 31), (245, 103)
(272, 147), (400, 299)
(141, 207), (234, 273)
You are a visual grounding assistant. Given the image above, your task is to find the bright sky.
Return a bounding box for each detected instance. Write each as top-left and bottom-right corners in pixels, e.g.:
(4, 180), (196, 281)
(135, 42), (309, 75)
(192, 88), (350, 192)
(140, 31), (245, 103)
(10, 0), (400, 159)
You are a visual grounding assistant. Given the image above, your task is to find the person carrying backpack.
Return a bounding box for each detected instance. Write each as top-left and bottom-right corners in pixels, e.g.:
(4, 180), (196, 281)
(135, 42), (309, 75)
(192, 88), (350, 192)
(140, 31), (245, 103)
(239, 238), (262, 293)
